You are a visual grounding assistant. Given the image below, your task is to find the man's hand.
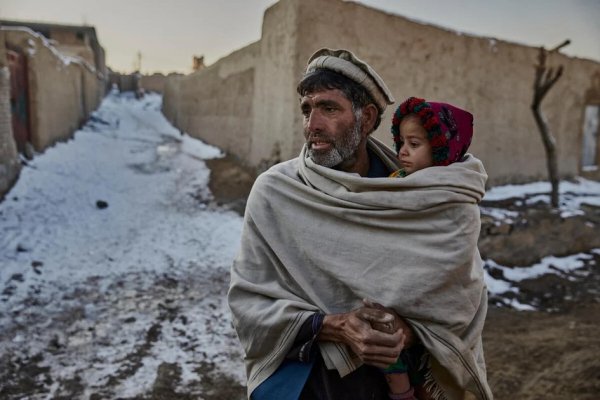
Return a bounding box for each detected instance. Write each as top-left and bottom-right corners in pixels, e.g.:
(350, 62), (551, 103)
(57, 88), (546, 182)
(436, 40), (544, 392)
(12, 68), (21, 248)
(362, 299), (416, 348)
(318, 305), (405, 369)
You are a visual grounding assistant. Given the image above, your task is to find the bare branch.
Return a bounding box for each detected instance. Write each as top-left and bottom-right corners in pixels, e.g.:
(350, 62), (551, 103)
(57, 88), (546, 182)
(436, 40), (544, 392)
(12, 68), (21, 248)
(549, 39), (571, 53)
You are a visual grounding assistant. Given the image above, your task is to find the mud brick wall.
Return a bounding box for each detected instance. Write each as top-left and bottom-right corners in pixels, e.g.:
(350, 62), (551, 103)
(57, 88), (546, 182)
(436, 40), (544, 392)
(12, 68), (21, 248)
(163, 0), (600, 185)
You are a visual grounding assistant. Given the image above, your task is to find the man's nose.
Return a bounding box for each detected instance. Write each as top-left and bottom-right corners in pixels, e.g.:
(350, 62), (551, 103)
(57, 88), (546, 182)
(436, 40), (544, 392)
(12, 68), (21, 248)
(306, 110), (324, 133)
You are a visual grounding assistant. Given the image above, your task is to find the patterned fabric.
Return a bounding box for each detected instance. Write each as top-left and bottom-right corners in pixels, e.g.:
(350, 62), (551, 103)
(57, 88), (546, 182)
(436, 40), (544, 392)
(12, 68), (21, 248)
(391, 97), (473, 166)
(383, 345), (427, 384)
(383, 356), (409, 373)
(389, 168), (408, 178)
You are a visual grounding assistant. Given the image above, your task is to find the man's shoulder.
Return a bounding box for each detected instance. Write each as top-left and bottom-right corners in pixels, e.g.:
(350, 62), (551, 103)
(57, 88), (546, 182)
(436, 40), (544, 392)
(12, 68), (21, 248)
(258, 158), (300, 181)
(246, 158), (301, 210)
(251, 158), (300, 191)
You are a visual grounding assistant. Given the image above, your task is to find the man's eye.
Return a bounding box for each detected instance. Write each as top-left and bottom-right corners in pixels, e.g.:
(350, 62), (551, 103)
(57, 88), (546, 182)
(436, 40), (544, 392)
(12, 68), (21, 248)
(325, 107), (336, 113)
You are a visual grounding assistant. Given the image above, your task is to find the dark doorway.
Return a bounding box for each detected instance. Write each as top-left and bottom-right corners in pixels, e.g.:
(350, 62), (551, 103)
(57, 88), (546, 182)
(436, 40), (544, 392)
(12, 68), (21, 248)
(581, 105), (599, 171)
(7, 49), (31, 154)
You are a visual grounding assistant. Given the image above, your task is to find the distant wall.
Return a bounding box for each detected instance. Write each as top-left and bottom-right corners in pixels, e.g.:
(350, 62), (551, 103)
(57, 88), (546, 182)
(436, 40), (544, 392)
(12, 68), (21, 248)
(140, 73), (170, 94)
(80, 61), (103, 117)
(163, 0), (600, 185)
(163, 42), (261, 159)
(110, 72), (140, 93)
(0, 30), (20, 199)
(3, 27), (103, 151)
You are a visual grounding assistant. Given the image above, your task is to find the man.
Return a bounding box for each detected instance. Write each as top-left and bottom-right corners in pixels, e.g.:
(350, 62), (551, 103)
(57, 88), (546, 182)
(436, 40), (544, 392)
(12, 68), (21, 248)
(228, 49), (492, 400)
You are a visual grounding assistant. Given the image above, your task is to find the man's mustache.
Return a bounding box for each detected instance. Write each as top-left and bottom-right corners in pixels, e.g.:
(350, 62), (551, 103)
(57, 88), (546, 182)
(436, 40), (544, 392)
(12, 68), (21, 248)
(305, 132), (333, 143)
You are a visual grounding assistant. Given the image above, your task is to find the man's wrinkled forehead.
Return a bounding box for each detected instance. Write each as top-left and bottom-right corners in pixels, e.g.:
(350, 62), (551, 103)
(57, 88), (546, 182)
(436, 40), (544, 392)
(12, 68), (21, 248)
(299, 89), (351, 111)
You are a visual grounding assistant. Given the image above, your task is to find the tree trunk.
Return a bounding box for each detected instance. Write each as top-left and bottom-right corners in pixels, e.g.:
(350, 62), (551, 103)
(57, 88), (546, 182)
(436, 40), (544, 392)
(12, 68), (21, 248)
(530, 106), (560, 207)
(530, 41), (569, 208)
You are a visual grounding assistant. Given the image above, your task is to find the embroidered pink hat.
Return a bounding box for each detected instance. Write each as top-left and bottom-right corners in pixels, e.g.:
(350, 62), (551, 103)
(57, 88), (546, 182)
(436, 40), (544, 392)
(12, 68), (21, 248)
(391, 97), (473, 166)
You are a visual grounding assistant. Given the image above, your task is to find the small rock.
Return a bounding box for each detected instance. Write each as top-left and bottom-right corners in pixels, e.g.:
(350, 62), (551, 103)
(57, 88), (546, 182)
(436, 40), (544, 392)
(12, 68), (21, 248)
(48, 335), (64, 352)
(31, 261), (43, 275)
(96, 200), (109, 209)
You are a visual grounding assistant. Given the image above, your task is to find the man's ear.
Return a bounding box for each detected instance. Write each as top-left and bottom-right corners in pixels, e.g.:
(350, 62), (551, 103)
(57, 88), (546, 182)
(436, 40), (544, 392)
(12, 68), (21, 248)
(361, 104), (379, 135)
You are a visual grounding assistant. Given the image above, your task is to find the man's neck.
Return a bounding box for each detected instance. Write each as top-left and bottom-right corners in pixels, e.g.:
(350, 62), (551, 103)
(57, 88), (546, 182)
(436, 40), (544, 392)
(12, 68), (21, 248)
(336, 143), (370, 177)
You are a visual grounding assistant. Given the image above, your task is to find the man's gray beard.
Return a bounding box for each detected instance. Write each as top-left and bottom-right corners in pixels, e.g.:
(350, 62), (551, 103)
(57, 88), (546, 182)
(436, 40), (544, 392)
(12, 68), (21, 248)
(308, 114), (363, 168)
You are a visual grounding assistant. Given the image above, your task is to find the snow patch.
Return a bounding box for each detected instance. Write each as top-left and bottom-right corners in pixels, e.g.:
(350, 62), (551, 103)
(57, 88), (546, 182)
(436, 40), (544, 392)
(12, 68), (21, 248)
(0, 92), (244, 397)
(2, 26), (96, 72)
(482, 178), (600, 223)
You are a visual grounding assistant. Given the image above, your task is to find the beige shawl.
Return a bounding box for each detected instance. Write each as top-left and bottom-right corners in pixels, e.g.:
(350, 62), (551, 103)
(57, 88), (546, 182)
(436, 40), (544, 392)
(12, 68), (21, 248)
(228, 137), (493, 399)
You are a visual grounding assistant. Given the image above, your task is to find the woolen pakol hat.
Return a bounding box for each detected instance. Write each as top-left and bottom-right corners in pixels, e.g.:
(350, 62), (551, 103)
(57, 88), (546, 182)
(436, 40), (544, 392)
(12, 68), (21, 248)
(391, 97), (473, 166)
(305, 48), (395, 111)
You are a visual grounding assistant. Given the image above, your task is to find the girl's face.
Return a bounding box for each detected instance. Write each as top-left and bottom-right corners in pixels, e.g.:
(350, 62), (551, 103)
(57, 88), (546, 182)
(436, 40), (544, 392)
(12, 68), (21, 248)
(397, 115), (433, 175)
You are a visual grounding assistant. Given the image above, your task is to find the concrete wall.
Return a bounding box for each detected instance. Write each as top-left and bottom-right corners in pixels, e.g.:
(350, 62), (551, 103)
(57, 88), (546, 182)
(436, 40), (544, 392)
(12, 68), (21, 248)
(162, 0), (600, 185)
(3, 27), (104, 151)
(0, 30), (20, 199)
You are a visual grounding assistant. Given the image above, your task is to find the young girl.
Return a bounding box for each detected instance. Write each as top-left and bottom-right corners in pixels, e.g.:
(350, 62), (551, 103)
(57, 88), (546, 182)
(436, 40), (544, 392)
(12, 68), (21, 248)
(391, 96), (473, 178)
(381, 96), (474, 400)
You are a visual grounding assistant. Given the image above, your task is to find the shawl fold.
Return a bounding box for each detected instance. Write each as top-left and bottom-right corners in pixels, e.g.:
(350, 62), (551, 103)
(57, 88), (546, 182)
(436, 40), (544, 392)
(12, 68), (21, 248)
(228, 137), (493, 399)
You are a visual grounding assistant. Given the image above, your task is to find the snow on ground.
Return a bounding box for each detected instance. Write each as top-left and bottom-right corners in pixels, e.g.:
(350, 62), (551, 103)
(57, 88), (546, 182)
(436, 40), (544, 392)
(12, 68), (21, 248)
(484, 251), (599, 311)
(480, 179), (600, 310)
(0, 91), (598, 396)
(0, 91), (244, 398)
(481, 178), (600, 221)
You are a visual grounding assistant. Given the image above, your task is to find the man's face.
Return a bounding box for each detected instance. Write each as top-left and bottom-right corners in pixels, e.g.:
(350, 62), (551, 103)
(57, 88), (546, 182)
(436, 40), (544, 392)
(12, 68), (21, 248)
(300, 89), (363, 168)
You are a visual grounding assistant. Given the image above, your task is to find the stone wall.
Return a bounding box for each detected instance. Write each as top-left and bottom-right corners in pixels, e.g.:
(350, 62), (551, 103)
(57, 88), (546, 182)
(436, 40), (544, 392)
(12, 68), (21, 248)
(162, 0), (600, 185)
(0, 30), (20, 199)
(3, 27), (104, 152)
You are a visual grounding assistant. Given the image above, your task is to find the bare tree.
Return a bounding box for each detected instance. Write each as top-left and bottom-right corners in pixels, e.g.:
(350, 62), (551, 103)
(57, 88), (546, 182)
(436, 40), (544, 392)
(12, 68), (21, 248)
(531, 40), (570, 208)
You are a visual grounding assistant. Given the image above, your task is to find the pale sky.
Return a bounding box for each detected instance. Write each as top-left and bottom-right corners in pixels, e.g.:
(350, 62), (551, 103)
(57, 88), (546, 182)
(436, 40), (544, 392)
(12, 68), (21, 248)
(2, 0), (599, 74)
